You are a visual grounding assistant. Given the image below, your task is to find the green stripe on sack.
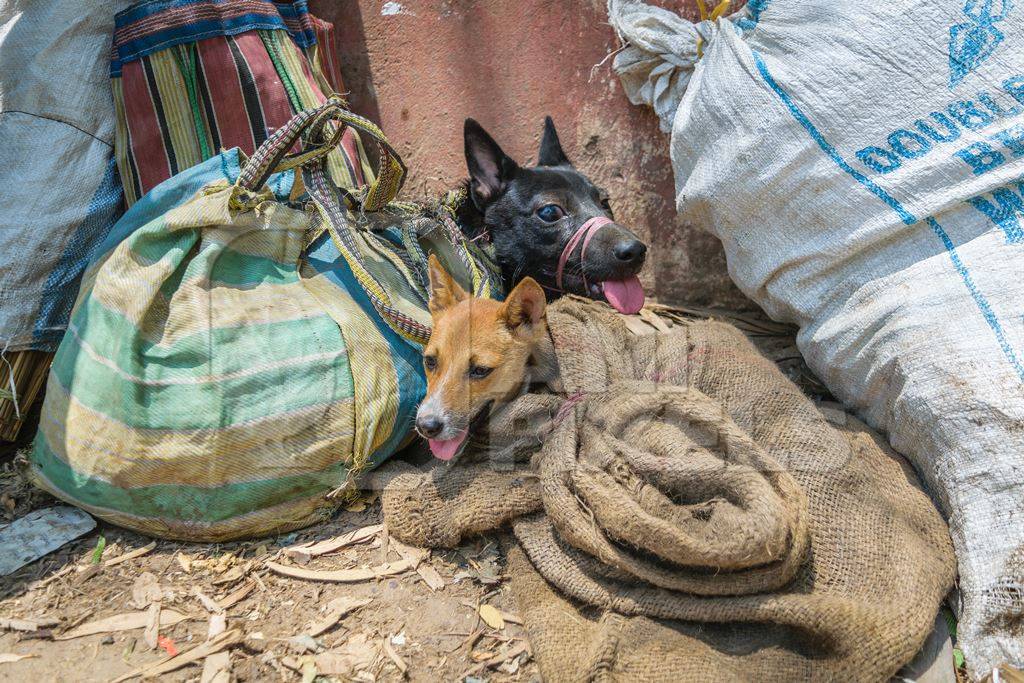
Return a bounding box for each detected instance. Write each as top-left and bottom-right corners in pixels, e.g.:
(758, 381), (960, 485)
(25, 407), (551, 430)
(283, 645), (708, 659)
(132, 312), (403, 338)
(186, 240), (301, 288)
(66, 294), (344, 377)
(117, 222), (195, 267)
(32, 435), (349, 523)
(126, 230), (301, 289)
(51, 344), (351, 430)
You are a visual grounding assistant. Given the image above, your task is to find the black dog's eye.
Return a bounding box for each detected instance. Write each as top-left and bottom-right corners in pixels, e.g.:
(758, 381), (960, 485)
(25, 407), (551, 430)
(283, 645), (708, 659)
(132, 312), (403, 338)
(468, 365), (493, 379)
(535, 204), (565, 223)
(600, 196), (612, 212)
(423, 355), (437, 372)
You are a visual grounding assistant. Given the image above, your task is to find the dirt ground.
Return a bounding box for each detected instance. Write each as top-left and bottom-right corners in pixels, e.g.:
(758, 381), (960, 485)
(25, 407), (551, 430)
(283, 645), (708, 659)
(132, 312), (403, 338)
(0, 308), (827, 683)
(0, 453), (537, 682)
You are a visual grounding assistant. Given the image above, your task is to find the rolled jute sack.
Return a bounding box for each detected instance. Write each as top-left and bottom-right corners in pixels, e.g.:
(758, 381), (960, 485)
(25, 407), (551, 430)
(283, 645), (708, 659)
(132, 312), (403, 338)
(382, 298), (955, 681)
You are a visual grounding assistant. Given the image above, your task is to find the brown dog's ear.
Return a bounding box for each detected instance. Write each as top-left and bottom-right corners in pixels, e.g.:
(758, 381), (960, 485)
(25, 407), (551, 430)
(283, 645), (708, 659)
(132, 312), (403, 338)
(499, 277), (546, 334)
(464, 118), (518, 211)
(537, 116), (570, 167)
(427, 254), (467, 315)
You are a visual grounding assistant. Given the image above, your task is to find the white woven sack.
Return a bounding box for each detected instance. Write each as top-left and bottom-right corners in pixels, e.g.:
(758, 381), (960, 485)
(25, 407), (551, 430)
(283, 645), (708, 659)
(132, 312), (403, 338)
(609, 0), (1024, 676)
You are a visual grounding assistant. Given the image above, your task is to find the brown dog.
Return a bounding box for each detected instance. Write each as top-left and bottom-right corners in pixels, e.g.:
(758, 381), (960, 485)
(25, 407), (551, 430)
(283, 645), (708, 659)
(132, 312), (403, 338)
(415, 254), (555, 460)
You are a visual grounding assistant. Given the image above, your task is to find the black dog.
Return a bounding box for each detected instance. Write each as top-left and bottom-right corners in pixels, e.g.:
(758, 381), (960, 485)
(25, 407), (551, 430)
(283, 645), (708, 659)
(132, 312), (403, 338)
(455, 117), (647, 313)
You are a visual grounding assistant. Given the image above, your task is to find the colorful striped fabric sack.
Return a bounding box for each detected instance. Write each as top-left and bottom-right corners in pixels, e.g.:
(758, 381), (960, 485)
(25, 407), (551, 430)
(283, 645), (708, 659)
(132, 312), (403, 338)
(111, 0), (371, 206)
(28, 99), (500, 541)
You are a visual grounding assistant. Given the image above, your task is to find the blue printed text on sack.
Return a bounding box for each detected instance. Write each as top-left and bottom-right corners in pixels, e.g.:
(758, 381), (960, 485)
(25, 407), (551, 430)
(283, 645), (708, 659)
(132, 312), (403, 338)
(965, 178), (1024, 243)
(855, 75), (1024, 177)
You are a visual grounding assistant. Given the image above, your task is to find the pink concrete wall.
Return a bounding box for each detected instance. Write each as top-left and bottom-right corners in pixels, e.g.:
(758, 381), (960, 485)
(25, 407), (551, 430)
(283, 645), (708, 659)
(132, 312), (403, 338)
(310, 0), (750, 308)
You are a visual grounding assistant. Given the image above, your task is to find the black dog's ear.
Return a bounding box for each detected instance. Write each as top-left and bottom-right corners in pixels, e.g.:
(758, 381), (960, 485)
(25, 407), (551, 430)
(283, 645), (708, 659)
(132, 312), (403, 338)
(464, 118), (517, 211)
(537, 116), (570, 167)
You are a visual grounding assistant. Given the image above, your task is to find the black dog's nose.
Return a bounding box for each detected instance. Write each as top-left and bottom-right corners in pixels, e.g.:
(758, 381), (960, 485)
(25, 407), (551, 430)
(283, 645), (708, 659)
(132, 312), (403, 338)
(613, 239), (647, 264)
(417, 415), (444, 438)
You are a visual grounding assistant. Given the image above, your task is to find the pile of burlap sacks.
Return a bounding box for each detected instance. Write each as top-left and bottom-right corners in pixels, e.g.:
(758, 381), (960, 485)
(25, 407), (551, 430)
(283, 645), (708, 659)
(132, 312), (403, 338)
(379, 298), (955, 681)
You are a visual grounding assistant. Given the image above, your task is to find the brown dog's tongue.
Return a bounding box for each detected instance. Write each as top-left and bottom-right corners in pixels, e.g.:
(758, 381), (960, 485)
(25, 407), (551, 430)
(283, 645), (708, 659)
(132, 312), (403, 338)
(602, 276), (645, 314)
(428, 431), (467, 461)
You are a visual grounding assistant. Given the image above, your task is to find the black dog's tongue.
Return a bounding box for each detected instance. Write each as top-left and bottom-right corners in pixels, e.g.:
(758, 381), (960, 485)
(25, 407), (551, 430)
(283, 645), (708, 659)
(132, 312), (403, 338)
(602, 276), (645, 314)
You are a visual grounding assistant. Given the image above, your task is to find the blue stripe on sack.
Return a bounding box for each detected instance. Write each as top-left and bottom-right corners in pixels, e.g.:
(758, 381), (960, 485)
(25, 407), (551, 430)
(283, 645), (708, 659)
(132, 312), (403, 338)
(304, 232), (427, 469)
(32, 158), (124, 349)
(273, 0), (318, 48)
(92, 149), (292, 264)
(91, 152), (235, 261)
(752, 50), (1024, 384)
(112, 15), (289, 76)
(736, 0), (771, 32)
(116, 0), (215, 26)
(111, 0), (319, 76)
(924, 217), (1024, 381)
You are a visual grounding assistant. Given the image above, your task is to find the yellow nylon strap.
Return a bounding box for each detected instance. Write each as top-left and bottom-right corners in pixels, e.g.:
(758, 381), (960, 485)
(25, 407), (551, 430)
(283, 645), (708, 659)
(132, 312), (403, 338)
(696, 0), (730, 59)
(710, 0), (731, 20)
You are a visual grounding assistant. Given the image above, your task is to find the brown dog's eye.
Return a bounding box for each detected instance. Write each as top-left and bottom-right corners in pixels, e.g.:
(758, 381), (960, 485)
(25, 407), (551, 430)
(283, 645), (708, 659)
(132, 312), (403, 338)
(423, 355), (437, 372)
(535, 204), (565, 223)
(468, 365), (493, 379)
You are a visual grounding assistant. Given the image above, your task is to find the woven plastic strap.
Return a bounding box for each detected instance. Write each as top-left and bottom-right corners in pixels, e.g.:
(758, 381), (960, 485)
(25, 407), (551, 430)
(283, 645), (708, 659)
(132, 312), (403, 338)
(236, 99), (498, 345)
(437, 212), (497, 299)
(306, 160), (432, 345)
(237, 96), (406, 211)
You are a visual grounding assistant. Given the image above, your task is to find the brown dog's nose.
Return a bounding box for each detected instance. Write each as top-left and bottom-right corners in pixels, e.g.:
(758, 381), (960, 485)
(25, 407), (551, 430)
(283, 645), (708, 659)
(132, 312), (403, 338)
(613, 239), (647, 265)
(417, 415), (444, 438)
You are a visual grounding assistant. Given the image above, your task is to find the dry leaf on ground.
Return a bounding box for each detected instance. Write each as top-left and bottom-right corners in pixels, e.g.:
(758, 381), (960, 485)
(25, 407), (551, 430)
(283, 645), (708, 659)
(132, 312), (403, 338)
(112, 628), (243, 682)
(131, 572), (163, 609)
(194, 590), (224, 615)
(285, 524), (383, 563)
(314, 633), (379, 676)
(217, 580), (255, 609)
(265, 558), (415, 583)
(478, 605), (505, 630)
(207, 613), (227, 640)
(499, 610), (523, 625)
(211, 565), (246, 586)
(200, 651), (230, 683)
(0, 653), (39, 664)
(104, 542), (156, 567)
(303, 596), (372, 637)
(56, 609), (191, 640)
(390, 538), (443, 590)
(143, 603), (161, 649)
(461, 642), (531, 679)
(383, 633), (407, 675)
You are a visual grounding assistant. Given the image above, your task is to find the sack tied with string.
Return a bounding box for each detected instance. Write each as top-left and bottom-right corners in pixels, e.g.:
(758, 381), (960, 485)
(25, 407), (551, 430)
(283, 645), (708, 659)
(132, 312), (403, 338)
(28, 99), (500, 542)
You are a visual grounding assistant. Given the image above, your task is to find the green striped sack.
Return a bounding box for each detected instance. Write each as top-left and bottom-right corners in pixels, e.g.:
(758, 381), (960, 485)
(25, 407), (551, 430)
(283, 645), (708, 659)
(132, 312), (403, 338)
(29, 99), (499, 541)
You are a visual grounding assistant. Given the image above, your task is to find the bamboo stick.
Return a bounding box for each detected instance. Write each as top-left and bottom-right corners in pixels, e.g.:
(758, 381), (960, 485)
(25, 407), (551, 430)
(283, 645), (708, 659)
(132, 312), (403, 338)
(0, 350), (53, 442)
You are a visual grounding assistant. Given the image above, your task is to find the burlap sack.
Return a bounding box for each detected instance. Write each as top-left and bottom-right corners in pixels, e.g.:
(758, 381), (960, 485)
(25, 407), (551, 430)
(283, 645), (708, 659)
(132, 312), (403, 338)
(379, 460), (541, 548)
(381, 298), (955, 681)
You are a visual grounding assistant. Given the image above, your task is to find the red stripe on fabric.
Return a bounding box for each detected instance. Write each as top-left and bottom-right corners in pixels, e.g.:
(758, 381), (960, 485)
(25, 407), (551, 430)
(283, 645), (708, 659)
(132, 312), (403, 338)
(311, 16), (342, 92)
(197, 36), (256, 154)
(121, 60), (172, 193)
(234, 32), (294, 147)
(281, 16), (313, 33)
(341, 128), (365, 186)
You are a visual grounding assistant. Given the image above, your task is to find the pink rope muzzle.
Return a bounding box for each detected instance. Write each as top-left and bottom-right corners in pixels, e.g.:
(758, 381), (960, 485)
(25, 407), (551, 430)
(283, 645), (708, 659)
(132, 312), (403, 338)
(554, 216), (614, 292)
